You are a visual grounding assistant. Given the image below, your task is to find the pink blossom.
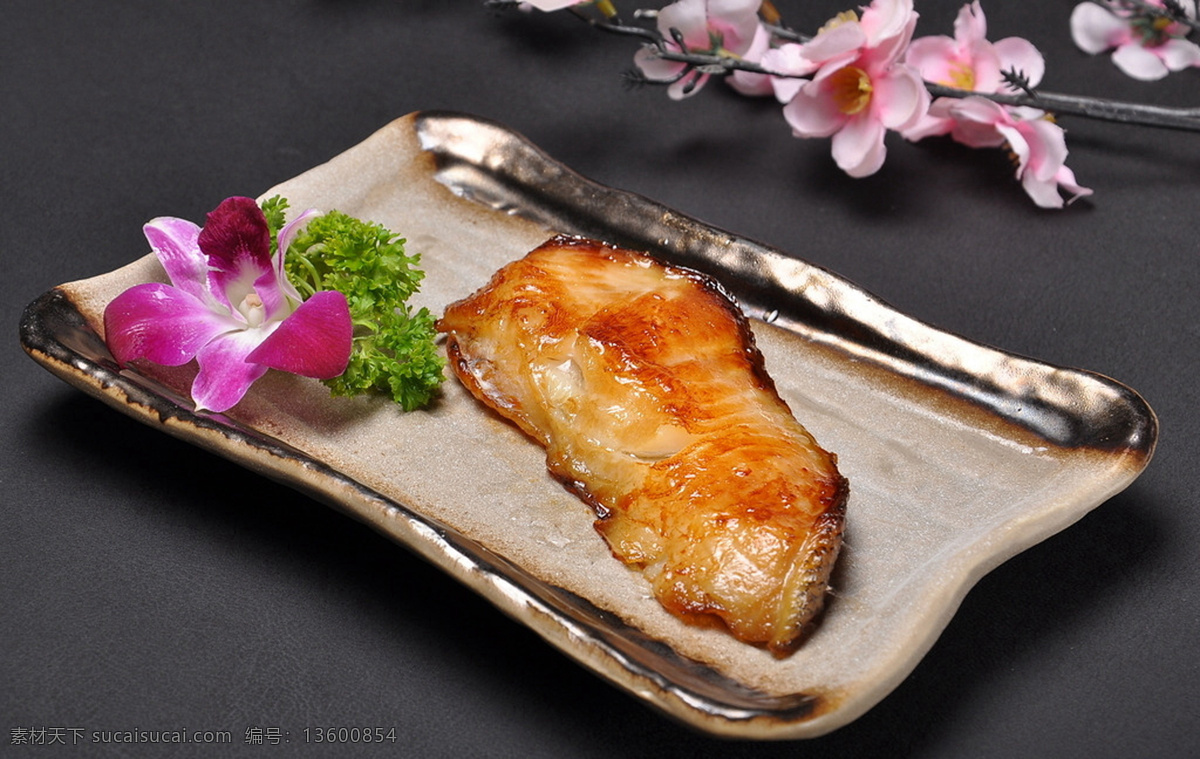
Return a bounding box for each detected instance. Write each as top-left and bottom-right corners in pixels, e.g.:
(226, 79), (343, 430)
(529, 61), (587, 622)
(104, 197), (353, 412)
(932, 97), (1092, 208)
(1071, 0), (1200, 80)
(761, 0), (930, 178)
(634, 0), (765, 99)
(727, 22), (777, 96)
(902, 1), (1045, 141)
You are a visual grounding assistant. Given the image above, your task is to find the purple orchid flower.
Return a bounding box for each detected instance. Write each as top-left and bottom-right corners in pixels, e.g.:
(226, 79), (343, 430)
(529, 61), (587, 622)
(103, 197), (353, 413)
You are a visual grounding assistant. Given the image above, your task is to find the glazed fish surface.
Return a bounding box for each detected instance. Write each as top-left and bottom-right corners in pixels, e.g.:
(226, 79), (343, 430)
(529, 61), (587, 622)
(437, 236), (848, 654)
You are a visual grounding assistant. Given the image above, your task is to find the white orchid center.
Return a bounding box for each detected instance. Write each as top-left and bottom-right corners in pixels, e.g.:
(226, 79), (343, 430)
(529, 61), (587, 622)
(238, 291), (266, 327)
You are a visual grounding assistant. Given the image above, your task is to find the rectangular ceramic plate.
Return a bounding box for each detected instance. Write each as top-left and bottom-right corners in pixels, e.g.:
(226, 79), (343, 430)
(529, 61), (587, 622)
(20, 112), (1157, 739)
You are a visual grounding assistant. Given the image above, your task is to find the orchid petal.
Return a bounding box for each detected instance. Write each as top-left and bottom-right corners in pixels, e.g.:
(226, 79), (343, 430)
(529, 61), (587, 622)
(274, 207), (320, 306)
(276, 207), (319, 258)
(1112, 42), (1170, 80)
(103, 282), (237, 367)
(245, 290), (353, 380)
(143, 217), (212, 304)
(191, 329), (273, 413)
(993, 37), (1046, 88)
(831, 115), (887, 178)
(1070, 3), (1131, 54)
(252, 265), (291, 325)
(276, 208), (320, 259)
(197, 196), (275, 313)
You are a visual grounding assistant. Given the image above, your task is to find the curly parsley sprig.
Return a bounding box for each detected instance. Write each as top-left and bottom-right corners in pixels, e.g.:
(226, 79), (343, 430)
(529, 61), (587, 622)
(263, 196), (445, 411)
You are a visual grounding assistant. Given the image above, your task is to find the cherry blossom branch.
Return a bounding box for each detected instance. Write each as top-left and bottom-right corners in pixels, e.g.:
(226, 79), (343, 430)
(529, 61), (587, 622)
(573, 6), (1200, 132)
(494, 0), (1200, 207)
(926, 83), (1200, 131)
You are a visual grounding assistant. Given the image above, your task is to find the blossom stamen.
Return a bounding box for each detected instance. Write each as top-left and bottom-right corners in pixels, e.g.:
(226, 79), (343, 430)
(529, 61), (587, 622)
(829, 66), (874, 115)
(819, 10), (859, 35)
(1003, 141), (1021, 169)
(947, 61), (976, 90)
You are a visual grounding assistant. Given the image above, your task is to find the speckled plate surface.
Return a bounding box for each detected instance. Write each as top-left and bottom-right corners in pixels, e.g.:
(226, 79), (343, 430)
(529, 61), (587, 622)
(20, 111), (1157, 739)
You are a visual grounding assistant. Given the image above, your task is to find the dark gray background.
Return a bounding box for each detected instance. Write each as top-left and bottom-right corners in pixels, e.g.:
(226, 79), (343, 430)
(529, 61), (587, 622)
(4, 1), (1197, 756)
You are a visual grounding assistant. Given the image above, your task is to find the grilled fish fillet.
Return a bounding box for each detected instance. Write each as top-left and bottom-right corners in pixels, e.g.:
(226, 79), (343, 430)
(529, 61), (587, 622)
(438, 236), (847, 653)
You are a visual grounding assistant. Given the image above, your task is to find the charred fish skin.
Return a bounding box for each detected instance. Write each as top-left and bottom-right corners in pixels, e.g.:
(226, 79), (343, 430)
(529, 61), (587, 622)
(438, 236), (848, 654)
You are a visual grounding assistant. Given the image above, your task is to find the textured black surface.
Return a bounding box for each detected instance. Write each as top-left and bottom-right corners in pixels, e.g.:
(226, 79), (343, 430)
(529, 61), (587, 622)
(4, 1), (1198, 756)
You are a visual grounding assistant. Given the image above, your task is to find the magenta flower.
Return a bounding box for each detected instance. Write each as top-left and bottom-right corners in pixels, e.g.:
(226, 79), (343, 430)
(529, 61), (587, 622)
(634, 0), (765, 99)
(932, 97), (1093, 208)
(902, 1), (1045, 141)
(1071, 0), (1200, 80)
(762, 0), (930, 178)
(103, 197), (353, 412)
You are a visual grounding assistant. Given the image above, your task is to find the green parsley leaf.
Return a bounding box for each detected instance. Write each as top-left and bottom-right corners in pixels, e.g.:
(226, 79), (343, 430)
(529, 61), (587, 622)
(260, 195), (289, 249)
(264, 196), (445, 411)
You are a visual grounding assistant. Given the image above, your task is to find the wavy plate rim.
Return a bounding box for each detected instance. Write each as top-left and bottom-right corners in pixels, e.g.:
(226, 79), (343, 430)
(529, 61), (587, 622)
(20, 111), (1157, 739)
